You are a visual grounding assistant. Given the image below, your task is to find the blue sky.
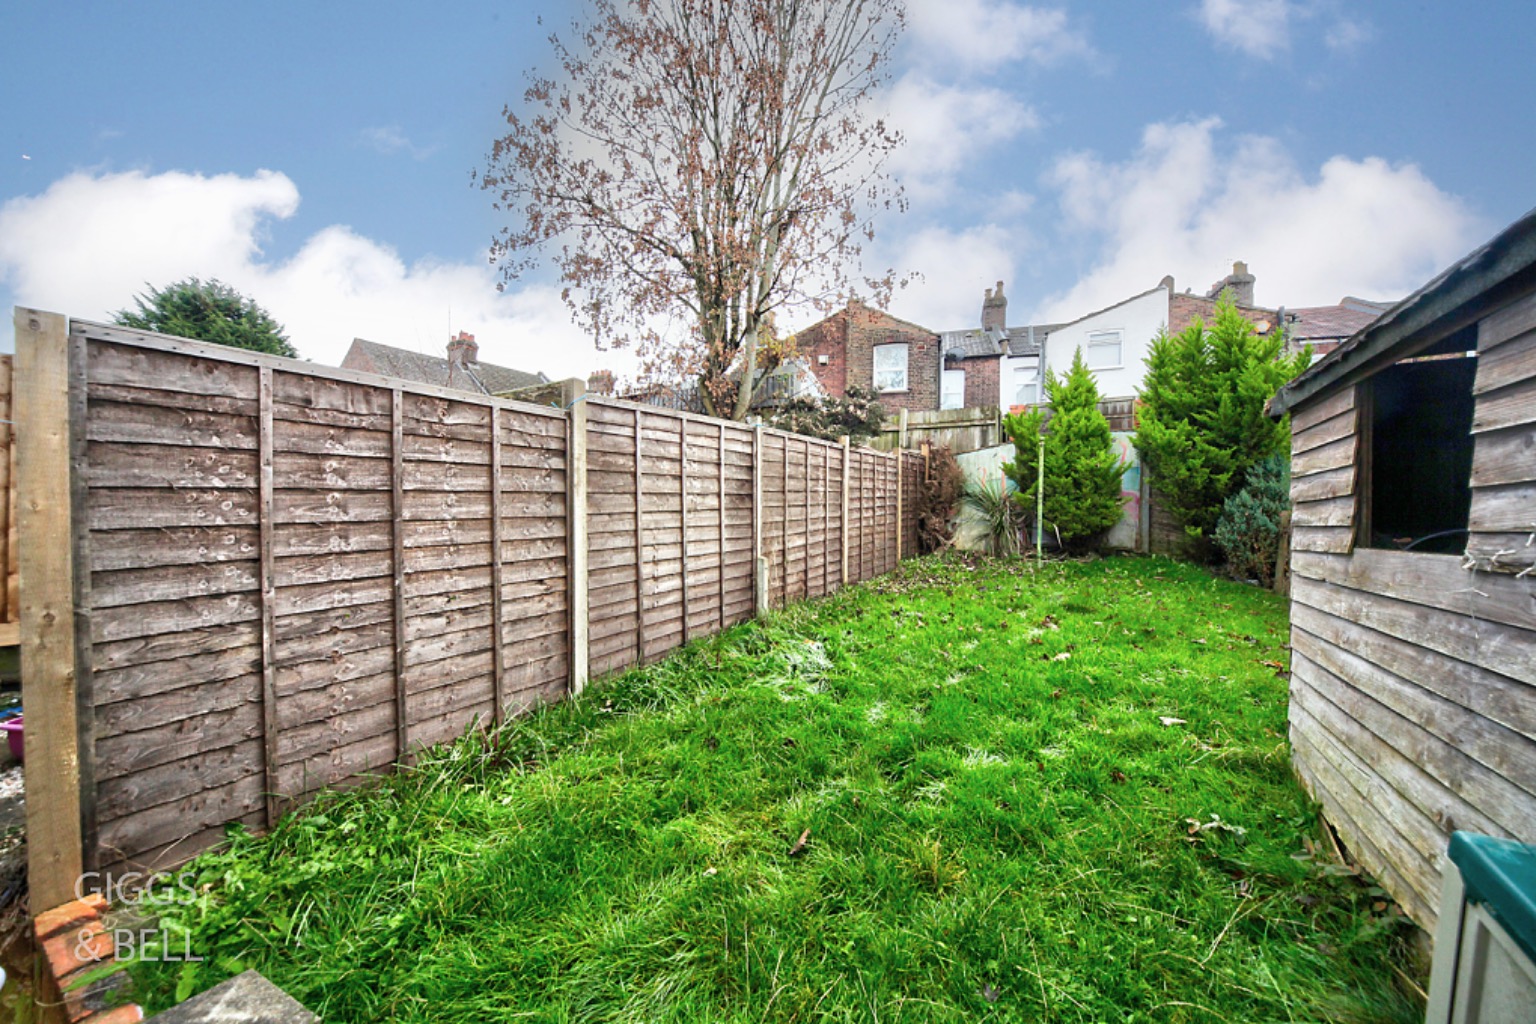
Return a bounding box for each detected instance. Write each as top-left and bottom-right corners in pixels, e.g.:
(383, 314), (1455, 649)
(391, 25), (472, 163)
(2, 0), (1531, 379)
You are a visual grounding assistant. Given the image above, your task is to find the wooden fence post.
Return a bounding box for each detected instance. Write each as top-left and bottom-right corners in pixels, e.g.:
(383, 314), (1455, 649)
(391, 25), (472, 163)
(390, 390), (410, 760)
(633, 408), (645, 663)
(752, 424), (765, 616)
(563, 379), (589, 696)
(257, 368), (280, 825)
(679, 418), (690, 643)
(489, 406), (508, 722)
(839, 436), (851, 589)
(0, 356), (11, 643)
(895, 448), (904, 562)
(717, 423), (726, 631)
(897, 407), (909, 450)
(16, 308), (87, 910)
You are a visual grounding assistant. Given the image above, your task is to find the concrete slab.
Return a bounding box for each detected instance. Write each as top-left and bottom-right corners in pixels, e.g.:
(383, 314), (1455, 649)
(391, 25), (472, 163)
(145, 971), (317, 1023)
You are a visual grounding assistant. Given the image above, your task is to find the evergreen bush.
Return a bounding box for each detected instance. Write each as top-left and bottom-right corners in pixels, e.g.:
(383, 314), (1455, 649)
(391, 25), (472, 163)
(1003, 349), (1127, 551)
(1134, 293), (1309, 557)
(1214, 456), (1291, 586)
(115, 277), (297, 357)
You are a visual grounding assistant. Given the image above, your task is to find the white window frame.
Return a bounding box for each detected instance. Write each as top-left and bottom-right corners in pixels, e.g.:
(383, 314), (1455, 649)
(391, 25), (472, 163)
(1012, 359), (1040, 406)
(941, 368), (965, 410)
(1086, 330), (1123, 370)
(873, 343), (908, 392)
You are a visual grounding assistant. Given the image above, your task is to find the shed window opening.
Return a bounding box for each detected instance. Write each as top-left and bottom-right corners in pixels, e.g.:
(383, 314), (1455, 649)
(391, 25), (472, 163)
(874, 343), (908, 392)
(1362, 328), (1477, 555)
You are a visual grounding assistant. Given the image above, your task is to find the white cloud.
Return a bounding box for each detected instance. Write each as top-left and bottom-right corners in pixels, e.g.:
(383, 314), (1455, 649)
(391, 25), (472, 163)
(905, 1), (1093, 71)
(884, 74), (1040, 202)
(0, 169), (605, 380)
(879, 223), (1019, 331)
(1036, 118), (1483, 321)
(359, 125), (439, 161)
(1324, 16), (1372, 52)
(1197, 0), (1292, 58)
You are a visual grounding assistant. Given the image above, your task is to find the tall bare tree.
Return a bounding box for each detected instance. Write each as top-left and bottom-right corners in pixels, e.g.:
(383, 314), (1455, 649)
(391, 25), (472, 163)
(481, 0), (905, 419)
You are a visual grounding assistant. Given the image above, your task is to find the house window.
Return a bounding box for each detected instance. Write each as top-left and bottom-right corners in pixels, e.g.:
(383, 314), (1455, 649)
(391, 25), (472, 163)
(1086, 330), (1122, 369)
(874, 343), (908, 392)
(1360, 326), (1477, 554)
(941, 368), (965, 410)
(1012, 360), (1040, 405)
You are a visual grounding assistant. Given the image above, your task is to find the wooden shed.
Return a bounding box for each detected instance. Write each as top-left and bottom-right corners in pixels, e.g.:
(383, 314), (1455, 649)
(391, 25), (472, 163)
(1268, 209), (1536, 931)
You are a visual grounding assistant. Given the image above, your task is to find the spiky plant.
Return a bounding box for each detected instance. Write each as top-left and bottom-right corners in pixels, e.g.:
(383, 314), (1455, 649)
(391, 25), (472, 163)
(953, 478), (1026, 557)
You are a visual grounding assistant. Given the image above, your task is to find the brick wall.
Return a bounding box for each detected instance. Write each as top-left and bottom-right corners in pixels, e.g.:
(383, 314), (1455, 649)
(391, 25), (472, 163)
(799, 302), (941, 412)
(961, 355), (1000, 409)
(1168, 293), (1277, 338)
(799, 313), (849, 397)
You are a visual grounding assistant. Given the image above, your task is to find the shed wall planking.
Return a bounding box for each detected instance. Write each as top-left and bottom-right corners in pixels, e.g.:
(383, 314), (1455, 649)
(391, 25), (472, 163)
(1284, 287), (1536, 934)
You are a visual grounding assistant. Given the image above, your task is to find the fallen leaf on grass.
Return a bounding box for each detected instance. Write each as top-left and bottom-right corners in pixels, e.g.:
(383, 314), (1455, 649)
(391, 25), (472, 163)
(788, 829), (811, 856)
(1159, 716), (1186, 727)
(1183, 814), (1247, 839)
(1051, 652), (1072, 662)
(981, 983), (998, 1004)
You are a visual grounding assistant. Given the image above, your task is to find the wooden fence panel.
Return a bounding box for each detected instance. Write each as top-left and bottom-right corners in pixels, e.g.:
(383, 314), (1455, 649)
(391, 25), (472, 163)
(498, 407), (570, 710)
(20, 320), (921, 891)
(720, 423), (757, 626)
(638, 409), (686, 663)
(84, 339), (266, 875)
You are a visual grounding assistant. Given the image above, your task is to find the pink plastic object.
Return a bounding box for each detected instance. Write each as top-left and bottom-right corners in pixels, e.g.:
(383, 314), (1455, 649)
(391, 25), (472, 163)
(0, 716), (21, 763)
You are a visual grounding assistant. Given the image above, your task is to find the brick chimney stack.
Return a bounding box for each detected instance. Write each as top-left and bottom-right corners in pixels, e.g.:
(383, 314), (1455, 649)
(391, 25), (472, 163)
(1207, 262), (1256, 307)
(1226, 261), (1256, 306)
(587, 369), (616, 395)
(981, 280), (1007, 331)
(446, 330), (479, 367)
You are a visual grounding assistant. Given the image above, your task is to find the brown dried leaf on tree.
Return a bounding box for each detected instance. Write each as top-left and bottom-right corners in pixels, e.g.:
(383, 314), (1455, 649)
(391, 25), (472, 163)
(481, 0), (907, 420)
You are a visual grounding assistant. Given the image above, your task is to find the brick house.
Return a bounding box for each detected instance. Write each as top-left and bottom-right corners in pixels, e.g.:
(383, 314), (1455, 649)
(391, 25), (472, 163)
(935, 282), (1011, 411)
(796, 300), (943, 412)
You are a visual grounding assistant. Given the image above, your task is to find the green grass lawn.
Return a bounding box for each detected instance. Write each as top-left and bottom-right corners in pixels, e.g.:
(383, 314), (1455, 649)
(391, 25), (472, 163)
(129, 555), (1421, 1023)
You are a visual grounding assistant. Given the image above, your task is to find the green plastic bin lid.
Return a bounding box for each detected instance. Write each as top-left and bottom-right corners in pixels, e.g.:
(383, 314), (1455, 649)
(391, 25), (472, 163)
(1449, 831), (1536, 961)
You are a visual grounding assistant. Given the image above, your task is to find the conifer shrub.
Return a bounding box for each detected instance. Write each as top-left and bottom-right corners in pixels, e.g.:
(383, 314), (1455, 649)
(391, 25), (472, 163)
(1214, 456), (1291, 586)
(1003, 349), (1127, 551)
(1134, 293), (1310, 557)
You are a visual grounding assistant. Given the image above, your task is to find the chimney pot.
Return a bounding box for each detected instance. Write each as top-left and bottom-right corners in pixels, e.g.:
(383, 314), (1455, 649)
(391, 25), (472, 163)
(446, 331), (479, 367)
(587, 369), (616, 395)
(981, 279), (1008, 331)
